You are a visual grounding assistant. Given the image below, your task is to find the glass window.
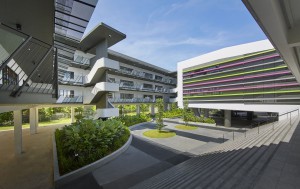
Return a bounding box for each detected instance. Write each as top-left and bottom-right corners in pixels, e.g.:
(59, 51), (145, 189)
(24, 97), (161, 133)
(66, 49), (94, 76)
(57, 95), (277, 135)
(120, 93), (134, 99)
(120, 80), (134, 86)
(143, 83), (153, 89)
(70, 90), (74, 97)
(144, 72), (153, 79)
(155, 75), (163, 81)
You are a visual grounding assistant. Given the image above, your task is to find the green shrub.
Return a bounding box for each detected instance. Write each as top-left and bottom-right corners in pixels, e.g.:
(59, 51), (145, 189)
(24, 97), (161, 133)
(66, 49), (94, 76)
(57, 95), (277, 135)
(162, 108), (183, 118)
(114, 114), (151, 127)
(55, 119), (130, 175)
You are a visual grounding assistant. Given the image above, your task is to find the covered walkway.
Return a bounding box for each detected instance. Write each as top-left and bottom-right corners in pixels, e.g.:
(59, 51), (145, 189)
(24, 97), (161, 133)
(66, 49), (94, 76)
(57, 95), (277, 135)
(0, 124), (64, 189)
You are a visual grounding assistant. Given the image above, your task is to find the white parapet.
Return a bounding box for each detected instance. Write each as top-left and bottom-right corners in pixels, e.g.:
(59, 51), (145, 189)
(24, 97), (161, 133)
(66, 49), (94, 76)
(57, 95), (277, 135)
(92, 82), (119, 95)
(169, 97), (178, 103)
(169, 87), (178, 93)
(86, 57), (120, 84)
(94, 108), (119, 118)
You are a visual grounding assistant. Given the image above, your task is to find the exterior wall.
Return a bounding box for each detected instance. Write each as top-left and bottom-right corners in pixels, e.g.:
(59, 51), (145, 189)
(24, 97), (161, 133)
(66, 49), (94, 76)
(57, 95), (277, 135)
(177, 40), (300, 115)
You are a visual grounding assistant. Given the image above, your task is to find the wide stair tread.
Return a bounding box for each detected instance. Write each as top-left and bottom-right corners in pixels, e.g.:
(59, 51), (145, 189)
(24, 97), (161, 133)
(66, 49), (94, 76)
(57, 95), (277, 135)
(130, 117), (298, 189)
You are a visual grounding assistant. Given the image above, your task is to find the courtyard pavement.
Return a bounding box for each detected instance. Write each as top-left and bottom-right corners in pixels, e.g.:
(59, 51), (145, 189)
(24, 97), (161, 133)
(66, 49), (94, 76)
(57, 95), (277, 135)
(131, 120), (246, 155)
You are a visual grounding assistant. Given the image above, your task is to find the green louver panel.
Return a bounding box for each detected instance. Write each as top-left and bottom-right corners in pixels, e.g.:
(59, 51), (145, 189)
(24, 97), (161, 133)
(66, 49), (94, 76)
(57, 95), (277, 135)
(183, 49), (276, 73)
(183, 89), (300, 99)
(183, 65), (287, 84)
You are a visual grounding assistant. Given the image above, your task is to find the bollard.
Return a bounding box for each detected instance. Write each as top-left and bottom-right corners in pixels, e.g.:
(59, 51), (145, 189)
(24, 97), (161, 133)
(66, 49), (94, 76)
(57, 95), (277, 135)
(258, 126), (260, 134)
(233, 131), (235, 141)
(223, 134), (225, 143)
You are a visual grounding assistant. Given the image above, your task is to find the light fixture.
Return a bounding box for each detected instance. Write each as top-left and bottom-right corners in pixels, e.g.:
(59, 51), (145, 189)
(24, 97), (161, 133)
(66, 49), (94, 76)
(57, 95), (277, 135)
(16, 24), (22, 31)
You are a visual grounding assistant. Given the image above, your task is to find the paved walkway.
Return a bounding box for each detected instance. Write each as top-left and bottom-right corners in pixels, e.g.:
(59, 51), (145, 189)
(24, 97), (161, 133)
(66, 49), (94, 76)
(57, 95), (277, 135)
(0, 124), (65, 189)
(131, 121), (246, 155)
(60, 136), (191, 189)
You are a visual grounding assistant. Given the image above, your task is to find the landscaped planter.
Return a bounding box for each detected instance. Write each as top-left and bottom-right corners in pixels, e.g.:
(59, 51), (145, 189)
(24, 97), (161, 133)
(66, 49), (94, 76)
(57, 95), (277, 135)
(53, 132), (132, 189)
(163, 118), (217, 127)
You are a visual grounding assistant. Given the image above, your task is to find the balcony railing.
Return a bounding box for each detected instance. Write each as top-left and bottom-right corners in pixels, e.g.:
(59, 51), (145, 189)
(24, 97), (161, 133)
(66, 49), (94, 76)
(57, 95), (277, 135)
(115, 69), (176, 85)
(109, 98), (156, 103)
(57, 95), (83, 103)
(59, 75), (85, 85)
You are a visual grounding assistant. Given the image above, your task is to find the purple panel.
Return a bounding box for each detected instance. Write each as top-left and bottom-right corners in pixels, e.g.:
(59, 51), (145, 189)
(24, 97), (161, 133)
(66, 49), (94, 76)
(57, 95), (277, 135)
(183, 54), (280, 77)
(183, 70), (291, 88)
(183, 82), (299, 94)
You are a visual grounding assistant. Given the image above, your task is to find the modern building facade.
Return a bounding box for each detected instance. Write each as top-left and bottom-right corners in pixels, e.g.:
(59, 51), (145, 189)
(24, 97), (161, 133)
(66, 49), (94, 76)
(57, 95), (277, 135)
(178, 40), (300, 126)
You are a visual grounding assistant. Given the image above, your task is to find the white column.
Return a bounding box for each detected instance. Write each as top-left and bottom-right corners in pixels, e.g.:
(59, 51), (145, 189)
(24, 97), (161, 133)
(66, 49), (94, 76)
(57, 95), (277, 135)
(71, 107), (75, 123)
(167, 104), (171, 111)
(136, 105), (140, 115)
(30, 108), (38, 134)
(14, 110), (22, 155)
(224, 110), (232, 127)
(151, 104), (155, 115)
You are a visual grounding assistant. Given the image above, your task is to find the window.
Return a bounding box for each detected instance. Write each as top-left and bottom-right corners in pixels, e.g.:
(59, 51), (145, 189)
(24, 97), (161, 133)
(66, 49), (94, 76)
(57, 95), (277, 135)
(155, 95), (163, 99)
(1, 66), (18, 85)
(120, 80), (134, 87)
(143, 83), (153, 89)
(120, 66), (133, 73)
(155, 75), (163, 81)
(69, 90), (74, 98)
(65, 71), (74, 79)
(144, 72), (153, 79)
(155, 85), (163, 91)
(120, 93), (134, 99)
(144, 95), (153, 99)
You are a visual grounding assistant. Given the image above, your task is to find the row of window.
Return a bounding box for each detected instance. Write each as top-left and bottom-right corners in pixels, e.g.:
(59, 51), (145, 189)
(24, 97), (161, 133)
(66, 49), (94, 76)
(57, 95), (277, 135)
(116, 93), (163, 99)
(110, 78), (164, 89)
(119, 66), (173, 83)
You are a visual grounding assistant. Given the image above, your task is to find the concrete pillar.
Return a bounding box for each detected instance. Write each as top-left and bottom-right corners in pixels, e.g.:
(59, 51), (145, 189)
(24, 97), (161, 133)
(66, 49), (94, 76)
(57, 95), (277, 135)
(167, 104), (171, 111)
(136, 104), (140, 115)
(71, 107), (75, 123)
(151, 104), (155, 115)
(30, 107), (38, 135)
(193, 108), (200, 117)
(204, 109), (209, 117)
(224, 110), (232, 127)
(14, 110), (22, 155)
(247, 111), (254, 120)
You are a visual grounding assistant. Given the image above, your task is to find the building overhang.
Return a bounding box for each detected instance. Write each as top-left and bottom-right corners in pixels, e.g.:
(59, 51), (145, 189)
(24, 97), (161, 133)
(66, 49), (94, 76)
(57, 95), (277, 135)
(79, 23), (126, 53)
(242, 0), (300, 84)
(0, 0), (54, 45)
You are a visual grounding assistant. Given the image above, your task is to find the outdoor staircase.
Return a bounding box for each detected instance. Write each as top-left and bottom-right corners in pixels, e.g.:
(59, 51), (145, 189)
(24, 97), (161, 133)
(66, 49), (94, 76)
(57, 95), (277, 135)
(131, 115), (300, 189)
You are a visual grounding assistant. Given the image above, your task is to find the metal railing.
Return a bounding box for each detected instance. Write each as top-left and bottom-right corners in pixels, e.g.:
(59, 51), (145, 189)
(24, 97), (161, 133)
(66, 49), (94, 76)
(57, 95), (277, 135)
(115, 68), (176, 85)
(57, 95), (83, 103)
(109, 98), (156, 103)
(59, 75), (85, 85)
(0, 23), (57, 97)
(221, 109), (299, 143)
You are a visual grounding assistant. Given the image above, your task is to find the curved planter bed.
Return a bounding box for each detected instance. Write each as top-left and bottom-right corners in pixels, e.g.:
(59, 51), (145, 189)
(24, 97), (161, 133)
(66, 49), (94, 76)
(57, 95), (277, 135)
(53, 133), (132, 188)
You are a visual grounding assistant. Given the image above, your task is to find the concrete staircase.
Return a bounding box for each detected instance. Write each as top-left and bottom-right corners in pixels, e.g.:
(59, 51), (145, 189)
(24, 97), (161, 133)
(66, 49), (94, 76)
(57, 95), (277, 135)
(131, 116), (300, 189)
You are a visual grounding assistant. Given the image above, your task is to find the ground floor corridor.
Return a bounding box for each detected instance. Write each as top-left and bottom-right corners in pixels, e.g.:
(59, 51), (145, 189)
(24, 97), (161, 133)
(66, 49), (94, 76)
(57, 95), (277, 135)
(0, 124), (64, 189)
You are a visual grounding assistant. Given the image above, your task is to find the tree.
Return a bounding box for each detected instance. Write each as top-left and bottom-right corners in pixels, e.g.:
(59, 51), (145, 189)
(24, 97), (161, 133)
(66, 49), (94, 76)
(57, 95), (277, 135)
(183, 100), (192, 126)
(140, 104), (149, 114)
(155, 98), (164, 131)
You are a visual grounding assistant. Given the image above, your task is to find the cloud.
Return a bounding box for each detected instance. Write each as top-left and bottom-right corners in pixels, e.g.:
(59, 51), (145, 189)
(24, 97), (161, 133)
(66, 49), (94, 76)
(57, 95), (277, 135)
(164, 0), (202, 16)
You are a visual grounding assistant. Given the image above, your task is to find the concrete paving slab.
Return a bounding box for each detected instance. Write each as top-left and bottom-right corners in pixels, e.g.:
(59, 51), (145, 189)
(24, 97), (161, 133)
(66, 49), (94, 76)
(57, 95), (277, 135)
(93, 146), (161, 186)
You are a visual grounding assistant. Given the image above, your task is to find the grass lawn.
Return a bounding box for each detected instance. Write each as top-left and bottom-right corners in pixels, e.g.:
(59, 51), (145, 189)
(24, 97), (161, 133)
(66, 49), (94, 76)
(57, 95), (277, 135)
(175, 125), (198, 130)
(0, 118), (71, 131)
(143, 130), (176, 138)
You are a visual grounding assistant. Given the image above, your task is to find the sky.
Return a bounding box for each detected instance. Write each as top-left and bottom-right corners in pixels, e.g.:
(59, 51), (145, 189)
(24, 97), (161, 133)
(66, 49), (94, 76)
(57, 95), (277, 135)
(85, 0), (267, 71)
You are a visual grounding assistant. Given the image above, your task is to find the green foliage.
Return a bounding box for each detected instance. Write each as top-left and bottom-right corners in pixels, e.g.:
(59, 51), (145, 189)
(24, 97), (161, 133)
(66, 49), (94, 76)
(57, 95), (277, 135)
(162, 108), (183, 118)
(114, 114), (151, 127)
(39, 108), (54, 122)
(55, 119), (130, 175)
(185, 115), (216, 124)
(0, 111), (13, 126)
(171, 103), (178, 111)
(156, 98), (164, 131)
(140, 104), (150, 114)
